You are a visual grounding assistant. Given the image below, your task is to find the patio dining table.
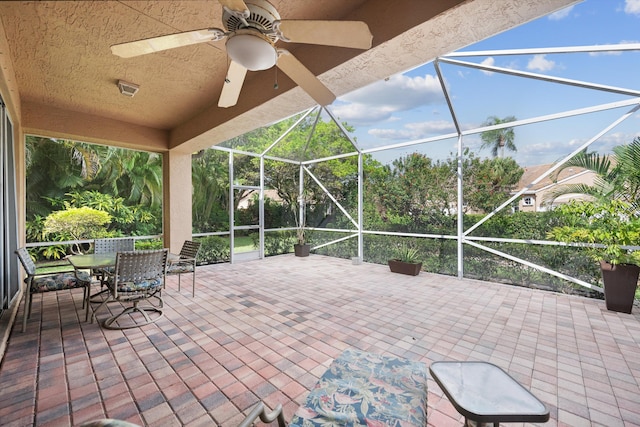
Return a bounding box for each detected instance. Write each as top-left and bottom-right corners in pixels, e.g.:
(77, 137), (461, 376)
(68, 251), (180, 270)
(68, 251), (179, 321)
(68, 253), (122, 271)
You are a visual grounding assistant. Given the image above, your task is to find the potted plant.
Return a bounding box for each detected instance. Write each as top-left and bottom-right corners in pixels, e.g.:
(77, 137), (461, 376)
(548, 200), (640, 313)
(388, 244), (422, 276)
(293, 195), (310, 257)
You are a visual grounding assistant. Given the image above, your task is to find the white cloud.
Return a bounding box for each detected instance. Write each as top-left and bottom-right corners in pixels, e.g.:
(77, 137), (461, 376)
(548, 5), (574, 20)
(527, 54), (555, 72)
(368, 120), (455, 141)
(480, 57), (495, 76)
(625, 0), (640, 15)
(331, 73), (444, 125)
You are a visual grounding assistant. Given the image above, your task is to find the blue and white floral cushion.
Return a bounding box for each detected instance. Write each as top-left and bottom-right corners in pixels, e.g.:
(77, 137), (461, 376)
(109, 278), (163, 293)
(289, 348), (428, 427)
(30, 270), (91, 293)
(166, 262), (194, 274)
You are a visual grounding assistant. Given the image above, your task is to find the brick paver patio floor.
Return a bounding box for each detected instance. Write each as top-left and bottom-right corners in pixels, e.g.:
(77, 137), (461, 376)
(1, 254), (639, 426)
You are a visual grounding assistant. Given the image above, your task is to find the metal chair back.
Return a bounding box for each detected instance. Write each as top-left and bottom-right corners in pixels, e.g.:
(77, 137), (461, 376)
(179, 240), (201, 260)
(113, 249), (168, 286)
(94, 238), (135, 254)
(168, 240), (201, 297)
(15, 247), (37, 276)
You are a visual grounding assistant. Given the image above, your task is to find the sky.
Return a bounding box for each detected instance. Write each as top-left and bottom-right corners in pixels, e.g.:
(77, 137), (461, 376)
(325, 0), (640, 166)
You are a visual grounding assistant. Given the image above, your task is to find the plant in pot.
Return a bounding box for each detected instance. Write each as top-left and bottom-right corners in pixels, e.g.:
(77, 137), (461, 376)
(388, 244), (422, 276)
(547, 200), (640, 313)
(293, 195), (310, 257)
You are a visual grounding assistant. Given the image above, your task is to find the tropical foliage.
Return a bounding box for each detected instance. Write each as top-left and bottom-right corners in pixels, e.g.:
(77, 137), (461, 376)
(547, 200), (640, 266)
(391, 244), (420, 263)
(43, 207), (111, 254)
(25, 136), (162, 258)
(545, 137), (640, 206)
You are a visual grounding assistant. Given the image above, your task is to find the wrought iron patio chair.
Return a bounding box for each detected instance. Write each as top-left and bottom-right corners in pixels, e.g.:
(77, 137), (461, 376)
(91, 249), (168, 330)
(15, 247), (92, 332)
(166, 240), (201, 297)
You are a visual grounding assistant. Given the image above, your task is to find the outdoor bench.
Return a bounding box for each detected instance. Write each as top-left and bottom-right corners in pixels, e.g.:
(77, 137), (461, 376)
(239, 348), (429, 427)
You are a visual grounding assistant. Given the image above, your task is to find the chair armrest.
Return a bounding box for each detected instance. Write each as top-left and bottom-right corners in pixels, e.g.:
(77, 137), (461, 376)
(237, 402), (286, 427)
(168, 256), (196, 265)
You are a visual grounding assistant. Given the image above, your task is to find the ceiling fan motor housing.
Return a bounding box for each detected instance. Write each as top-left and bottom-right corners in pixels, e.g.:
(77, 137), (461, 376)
(223, 0), (281, 71)
(222, 0), (280, 42)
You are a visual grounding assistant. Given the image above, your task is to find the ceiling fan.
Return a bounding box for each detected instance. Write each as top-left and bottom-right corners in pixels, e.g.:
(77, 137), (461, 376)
(111, 0), (373, 108)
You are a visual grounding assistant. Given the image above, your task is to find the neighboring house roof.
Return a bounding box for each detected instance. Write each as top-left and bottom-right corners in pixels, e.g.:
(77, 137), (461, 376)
(514, 164), (592, 193)
(513, 163), (597, 208)
(238, 189), (282, 209)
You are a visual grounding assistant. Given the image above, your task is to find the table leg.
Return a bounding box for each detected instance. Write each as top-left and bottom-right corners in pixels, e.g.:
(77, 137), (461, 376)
(464, 419), (499, 427)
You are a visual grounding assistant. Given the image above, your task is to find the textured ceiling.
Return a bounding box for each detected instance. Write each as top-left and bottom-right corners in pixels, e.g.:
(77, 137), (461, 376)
(0, 0), (578, 154)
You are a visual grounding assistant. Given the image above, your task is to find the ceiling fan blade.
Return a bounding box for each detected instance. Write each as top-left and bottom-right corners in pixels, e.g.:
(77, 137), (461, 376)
(218, 61), (248, 108)
(111, 28), (226, 58)
(276, 50), (336, 106)
(275, 20), (373, 49)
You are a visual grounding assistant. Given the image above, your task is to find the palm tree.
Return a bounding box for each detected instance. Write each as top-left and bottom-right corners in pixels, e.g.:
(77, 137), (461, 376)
(93, 148), (163, 209)
(480, 116), (517, 158)
(25, 136), (88, 218)
(192, 149), (229, 231)
(544, 137), (640, 207)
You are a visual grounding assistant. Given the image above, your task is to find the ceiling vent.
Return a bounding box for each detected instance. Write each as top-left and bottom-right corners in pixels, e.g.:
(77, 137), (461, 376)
(117, 80), (139, 97)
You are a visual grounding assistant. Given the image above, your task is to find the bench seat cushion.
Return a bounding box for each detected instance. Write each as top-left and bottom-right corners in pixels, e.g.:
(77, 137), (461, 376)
(289, 348), (428, 427)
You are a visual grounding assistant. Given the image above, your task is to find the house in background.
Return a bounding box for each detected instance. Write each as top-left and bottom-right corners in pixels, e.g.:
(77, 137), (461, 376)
(514, 164), (597, 212)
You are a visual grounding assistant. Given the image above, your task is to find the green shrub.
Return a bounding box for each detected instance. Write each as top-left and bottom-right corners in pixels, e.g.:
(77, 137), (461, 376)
(135, 239), (163, 250)
(263, 231), (296, 256)
(197, 236), (230, 264)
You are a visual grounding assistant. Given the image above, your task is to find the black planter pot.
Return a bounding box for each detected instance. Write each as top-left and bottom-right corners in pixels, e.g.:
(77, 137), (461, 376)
(388, 259), (422, 276)
(294, 243), (310, 257)
(600, 261), (640, 314)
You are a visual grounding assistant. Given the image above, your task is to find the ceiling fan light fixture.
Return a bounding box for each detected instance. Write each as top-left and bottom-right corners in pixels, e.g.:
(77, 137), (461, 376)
(225, 30), (277, 71)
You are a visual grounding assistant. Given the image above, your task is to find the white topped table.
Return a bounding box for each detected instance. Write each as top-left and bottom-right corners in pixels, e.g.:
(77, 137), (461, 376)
(429, 361), (549, 427)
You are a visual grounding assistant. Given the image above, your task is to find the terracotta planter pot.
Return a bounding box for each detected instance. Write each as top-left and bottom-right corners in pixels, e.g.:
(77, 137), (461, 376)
(600, 260), (640, 314)
(388, 260), (422, 276)
(294, 244), (310, 257)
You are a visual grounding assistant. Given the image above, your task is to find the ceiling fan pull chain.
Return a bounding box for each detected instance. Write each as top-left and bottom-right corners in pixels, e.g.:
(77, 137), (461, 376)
(274, 66), (279, 90)
(225, 56), (231, 83)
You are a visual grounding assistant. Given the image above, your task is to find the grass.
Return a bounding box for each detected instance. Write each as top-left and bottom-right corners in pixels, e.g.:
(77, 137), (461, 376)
(234, 235), (257, 253)
(36, 260), (76, 275)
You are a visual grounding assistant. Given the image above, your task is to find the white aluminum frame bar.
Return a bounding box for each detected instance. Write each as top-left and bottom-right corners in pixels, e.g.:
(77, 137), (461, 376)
(303, 166), (359, 229)
(228, 152), (234, 264)
(439, 57), (640, 98)
(445, 43), (640, 57)
(465, 240), (603, 292)
(262, 106), (317, 157)
(323, 106), (362, 153)
(312, 233), (358, 251)
(300, 151), (359, 165)
(259, 156), (265, 259)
